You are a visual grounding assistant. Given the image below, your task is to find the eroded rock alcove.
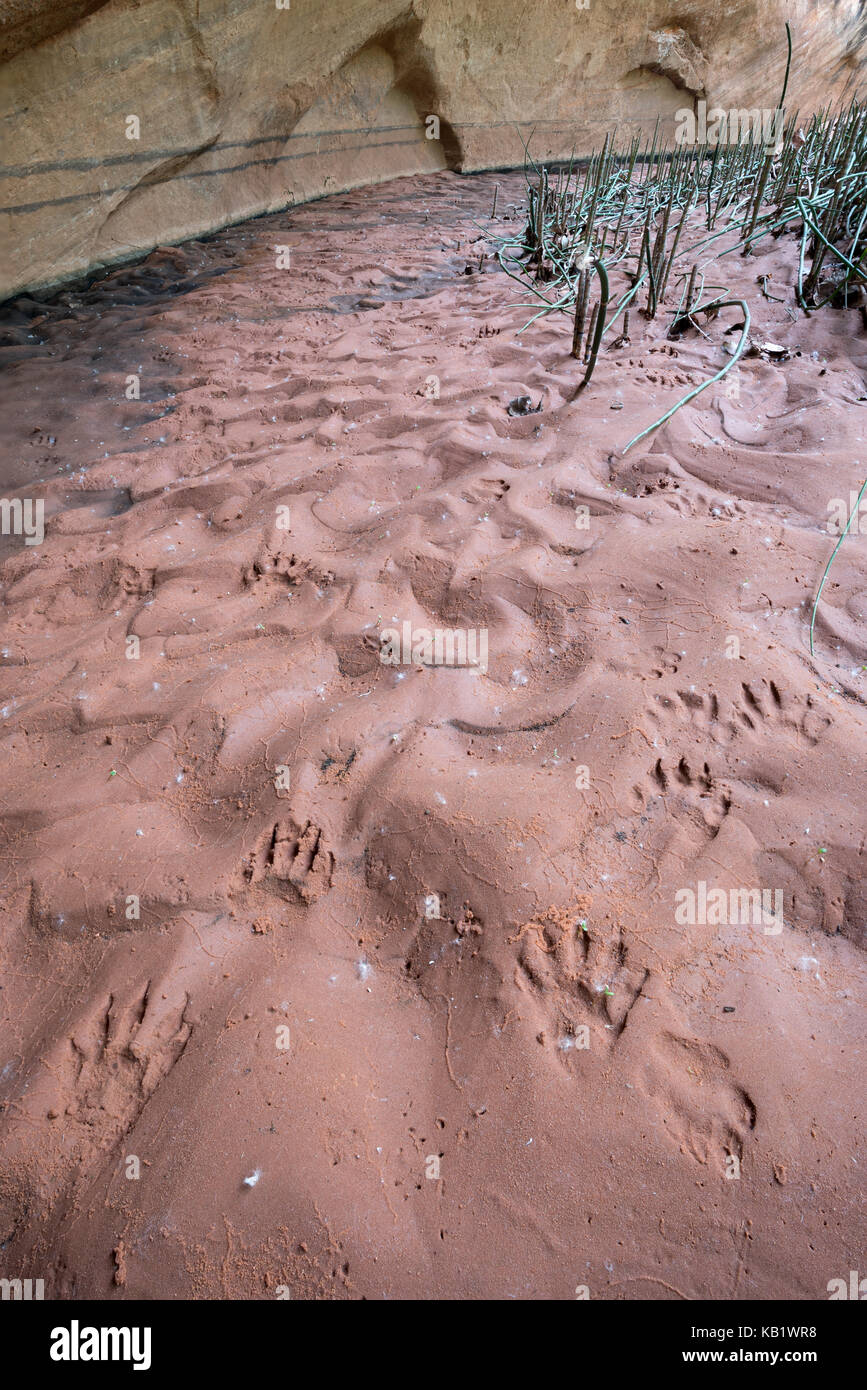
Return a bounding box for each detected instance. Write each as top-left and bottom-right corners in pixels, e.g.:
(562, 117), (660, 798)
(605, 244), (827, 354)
(2, 0), (867, 297)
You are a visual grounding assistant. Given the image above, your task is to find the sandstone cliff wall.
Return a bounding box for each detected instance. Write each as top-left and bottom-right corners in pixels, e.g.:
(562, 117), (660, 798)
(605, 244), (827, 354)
(1, 0), (865, 299)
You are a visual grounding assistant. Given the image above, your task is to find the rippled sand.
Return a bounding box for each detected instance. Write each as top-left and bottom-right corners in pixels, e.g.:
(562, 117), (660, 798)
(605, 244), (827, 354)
(0, 169), (864, 1299)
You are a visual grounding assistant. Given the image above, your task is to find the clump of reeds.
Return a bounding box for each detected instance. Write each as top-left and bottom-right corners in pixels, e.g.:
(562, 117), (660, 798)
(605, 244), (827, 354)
(488, 22), (867, 418)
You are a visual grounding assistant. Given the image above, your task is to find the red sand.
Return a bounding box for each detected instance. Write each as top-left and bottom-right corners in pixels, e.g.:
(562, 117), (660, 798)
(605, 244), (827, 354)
(0, 169), (864, 1299)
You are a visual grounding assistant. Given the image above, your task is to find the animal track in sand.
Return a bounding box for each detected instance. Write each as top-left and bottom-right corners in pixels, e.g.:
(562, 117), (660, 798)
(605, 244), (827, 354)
(636, 751), (733, 839)
(244, 542), (335, 592)
(28, 428), (57, 448)
(635, 473), (682, 498)
(460, 476), (511, 505)
(734, 679), (832, 746)
(6, 556), (154, 620)
(622, 346), (696, 388)
(644, 370), (695, 387)
(648, 1032), (757, 1168)
(649, 645), (682, 678)
(648, 678), (833, 749)
(236, 817), (334, 905)
(514, 914), (756, 1167)
(513, 905), (649, 1054)
(62, 984), (194, 1156)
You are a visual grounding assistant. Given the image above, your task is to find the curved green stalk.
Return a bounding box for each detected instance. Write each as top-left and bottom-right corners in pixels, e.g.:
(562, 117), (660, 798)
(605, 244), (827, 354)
(809, 479), (867, 656)
(618, 298), (750, 455)
(779, 23), (793, 114)
(574, 259), (610, 394)
(797, 196), (867, 283)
